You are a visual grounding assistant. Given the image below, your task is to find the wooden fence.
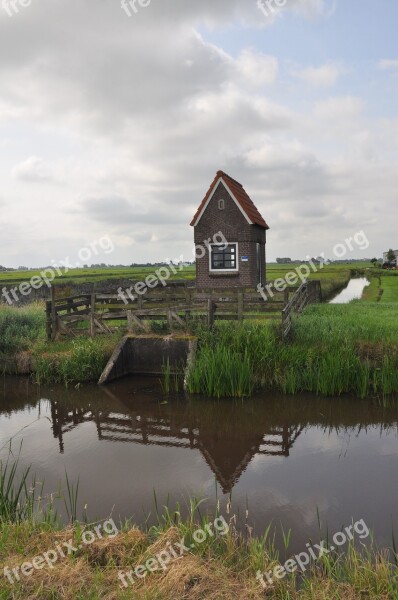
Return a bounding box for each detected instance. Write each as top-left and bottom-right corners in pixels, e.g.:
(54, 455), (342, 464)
(46, 280), (322, 341)
(281, 280), (322, 337)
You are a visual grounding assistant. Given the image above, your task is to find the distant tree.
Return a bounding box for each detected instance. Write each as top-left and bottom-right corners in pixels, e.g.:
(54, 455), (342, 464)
(0, 265), (7, 271)
(387, 249), (397, 263)
(276, 258), (292, 264)
(370, 258), (378, 265)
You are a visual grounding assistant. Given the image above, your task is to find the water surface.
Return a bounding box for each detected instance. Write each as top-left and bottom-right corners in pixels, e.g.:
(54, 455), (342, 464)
(0, 376), (397, 554)
(329, 277), (370, 304)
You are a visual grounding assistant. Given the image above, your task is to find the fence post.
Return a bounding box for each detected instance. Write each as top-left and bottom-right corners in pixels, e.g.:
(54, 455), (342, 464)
(237, 290), (244, 323)
(127, 310), (133, 333)
(46, 300), (52, 341)
(284, 288), (289, 307)
(185, 286), (192, 321)
(90, 292), (96, 337)
(50, 286), (57, 341)
(207, 299), (215, 328)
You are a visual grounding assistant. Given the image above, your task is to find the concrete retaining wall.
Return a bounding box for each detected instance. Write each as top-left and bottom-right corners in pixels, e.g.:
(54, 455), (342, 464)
(98, 335), (197, 385)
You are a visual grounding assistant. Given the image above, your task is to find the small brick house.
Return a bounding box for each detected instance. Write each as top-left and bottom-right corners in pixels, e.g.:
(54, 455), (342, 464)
(190, 170), (270, 289)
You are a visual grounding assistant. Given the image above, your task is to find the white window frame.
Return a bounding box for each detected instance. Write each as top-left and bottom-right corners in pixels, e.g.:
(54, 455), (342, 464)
(209, 242), (239, 273)
(218, 198), (225, 210)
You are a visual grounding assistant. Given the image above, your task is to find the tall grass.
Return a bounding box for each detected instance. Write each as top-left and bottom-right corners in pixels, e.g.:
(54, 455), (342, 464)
(186, 345), (253, 398)
(187, 304), (398, 399)
(33, 335), (119, 386)
(160, 359), (172, 394)
(0, 449), (34, 523)
(0, 303), (45, 355)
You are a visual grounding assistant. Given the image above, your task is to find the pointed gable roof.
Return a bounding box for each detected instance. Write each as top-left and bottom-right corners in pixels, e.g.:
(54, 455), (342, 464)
(190, 170), (269, 230)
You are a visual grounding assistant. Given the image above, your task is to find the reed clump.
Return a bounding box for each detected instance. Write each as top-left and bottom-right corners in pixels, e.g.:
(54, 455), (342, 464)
(187, 303), (398, 399)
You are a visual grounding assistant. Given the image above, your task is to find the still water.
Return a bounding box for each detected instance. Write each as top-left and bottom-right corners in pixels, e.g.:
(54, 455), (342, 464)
(329, 277), (370, 304)
(0, 376), (397, 554)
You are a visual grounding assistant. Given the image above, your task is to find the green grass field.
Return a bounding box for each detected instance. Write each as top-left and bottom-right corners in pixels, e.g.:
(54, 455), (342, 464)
(0, 262), (369, 289)
(380, 276), (398, 302)
(0, 266), (196, 286)
(361, 271), (398, 303)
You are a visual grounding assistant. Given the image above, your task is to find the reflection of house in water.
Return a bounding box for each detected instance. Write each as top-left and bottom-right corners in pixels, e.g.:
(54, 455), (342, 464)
(49, 395), (303, 494)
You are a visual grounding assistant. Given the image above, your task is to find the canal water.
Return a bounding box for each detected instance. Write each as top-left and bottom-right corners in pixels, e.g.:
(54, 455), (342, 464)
(0, 375), (397, 555)
(329, 277), (370, 304)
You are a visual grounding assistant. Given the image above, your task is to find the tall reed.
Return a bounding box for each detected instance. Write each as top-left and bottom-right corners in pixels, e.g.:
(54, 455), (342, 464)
(188, 304), (398, 399)
(0, 446), (35, 523)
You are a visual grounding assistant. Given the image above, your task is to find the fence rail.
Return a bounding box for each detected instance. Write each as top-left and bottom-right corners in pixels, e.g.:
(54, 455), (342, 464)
(46, 280), (322, 340)
(281, 280), (322, 337)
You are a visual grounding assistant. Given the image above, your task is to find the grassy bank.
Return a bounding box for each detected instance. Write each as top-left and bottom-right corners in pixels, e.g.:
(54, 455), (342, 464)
(267, 263), (353, 299)
(1, 267), (397, 396)
(1, 518), (397, 599)
(187, 303), (398, 399)
(0, 303), (120, 386)
(2, 300), (398, 398)
(0, 457), (396, 600)
(361, 271), (398, 303)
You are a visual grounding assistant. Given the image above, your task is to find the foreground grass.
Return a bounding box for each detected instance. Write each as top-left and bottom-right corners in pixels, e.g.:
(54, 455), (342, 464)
(1, 450), (397, 599)
(1, 518), (397, 599)
(0, 460), (396, 600)
(187, 303), (398, 399)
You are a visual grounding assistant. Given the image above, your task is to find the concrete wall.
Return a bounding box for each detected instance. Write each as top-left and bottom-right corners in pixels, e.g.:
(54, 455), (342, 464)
(98, 335), (197, 385)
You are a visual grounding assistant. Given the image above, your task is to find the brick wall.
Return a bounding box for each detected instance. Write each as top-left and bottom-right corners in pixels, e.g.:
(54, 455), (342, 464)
(193, 181), (266, 289)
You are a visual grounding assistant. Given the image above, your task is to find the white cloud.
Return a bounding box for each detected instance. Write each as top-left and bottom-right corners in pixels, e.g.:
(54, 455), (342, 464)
(11, 156), (55, 182)
(292, 63), (342, 87)
(256, 0), (332, 23)
(236, 49), (278, 87)
(378, 59), (398, 70)
(313, 96), (363, 120)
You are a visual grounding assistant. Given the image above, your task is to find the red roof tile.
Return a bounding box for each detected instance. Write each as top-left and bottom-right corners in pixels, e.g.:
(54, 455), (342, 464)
(190, 170), (269, 229)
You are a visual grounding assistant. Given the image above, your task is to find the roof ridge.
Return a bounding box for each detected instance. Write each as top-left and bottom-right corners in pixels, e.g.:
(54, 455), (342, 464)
(217, 170), (243, 188)
(190, 170), (269, 230)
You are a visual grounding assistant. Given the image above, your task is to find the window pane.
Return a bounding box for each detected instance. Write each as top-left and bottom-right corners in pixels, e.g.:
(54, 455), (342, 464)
(224, 260), (235, 268)
(211, 244), (237, 270)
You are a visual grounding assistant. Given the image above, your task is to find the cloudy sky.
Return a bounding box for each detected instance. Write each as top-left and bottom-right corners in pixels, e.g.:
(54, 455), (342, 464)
(0, 0), (397, 267)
